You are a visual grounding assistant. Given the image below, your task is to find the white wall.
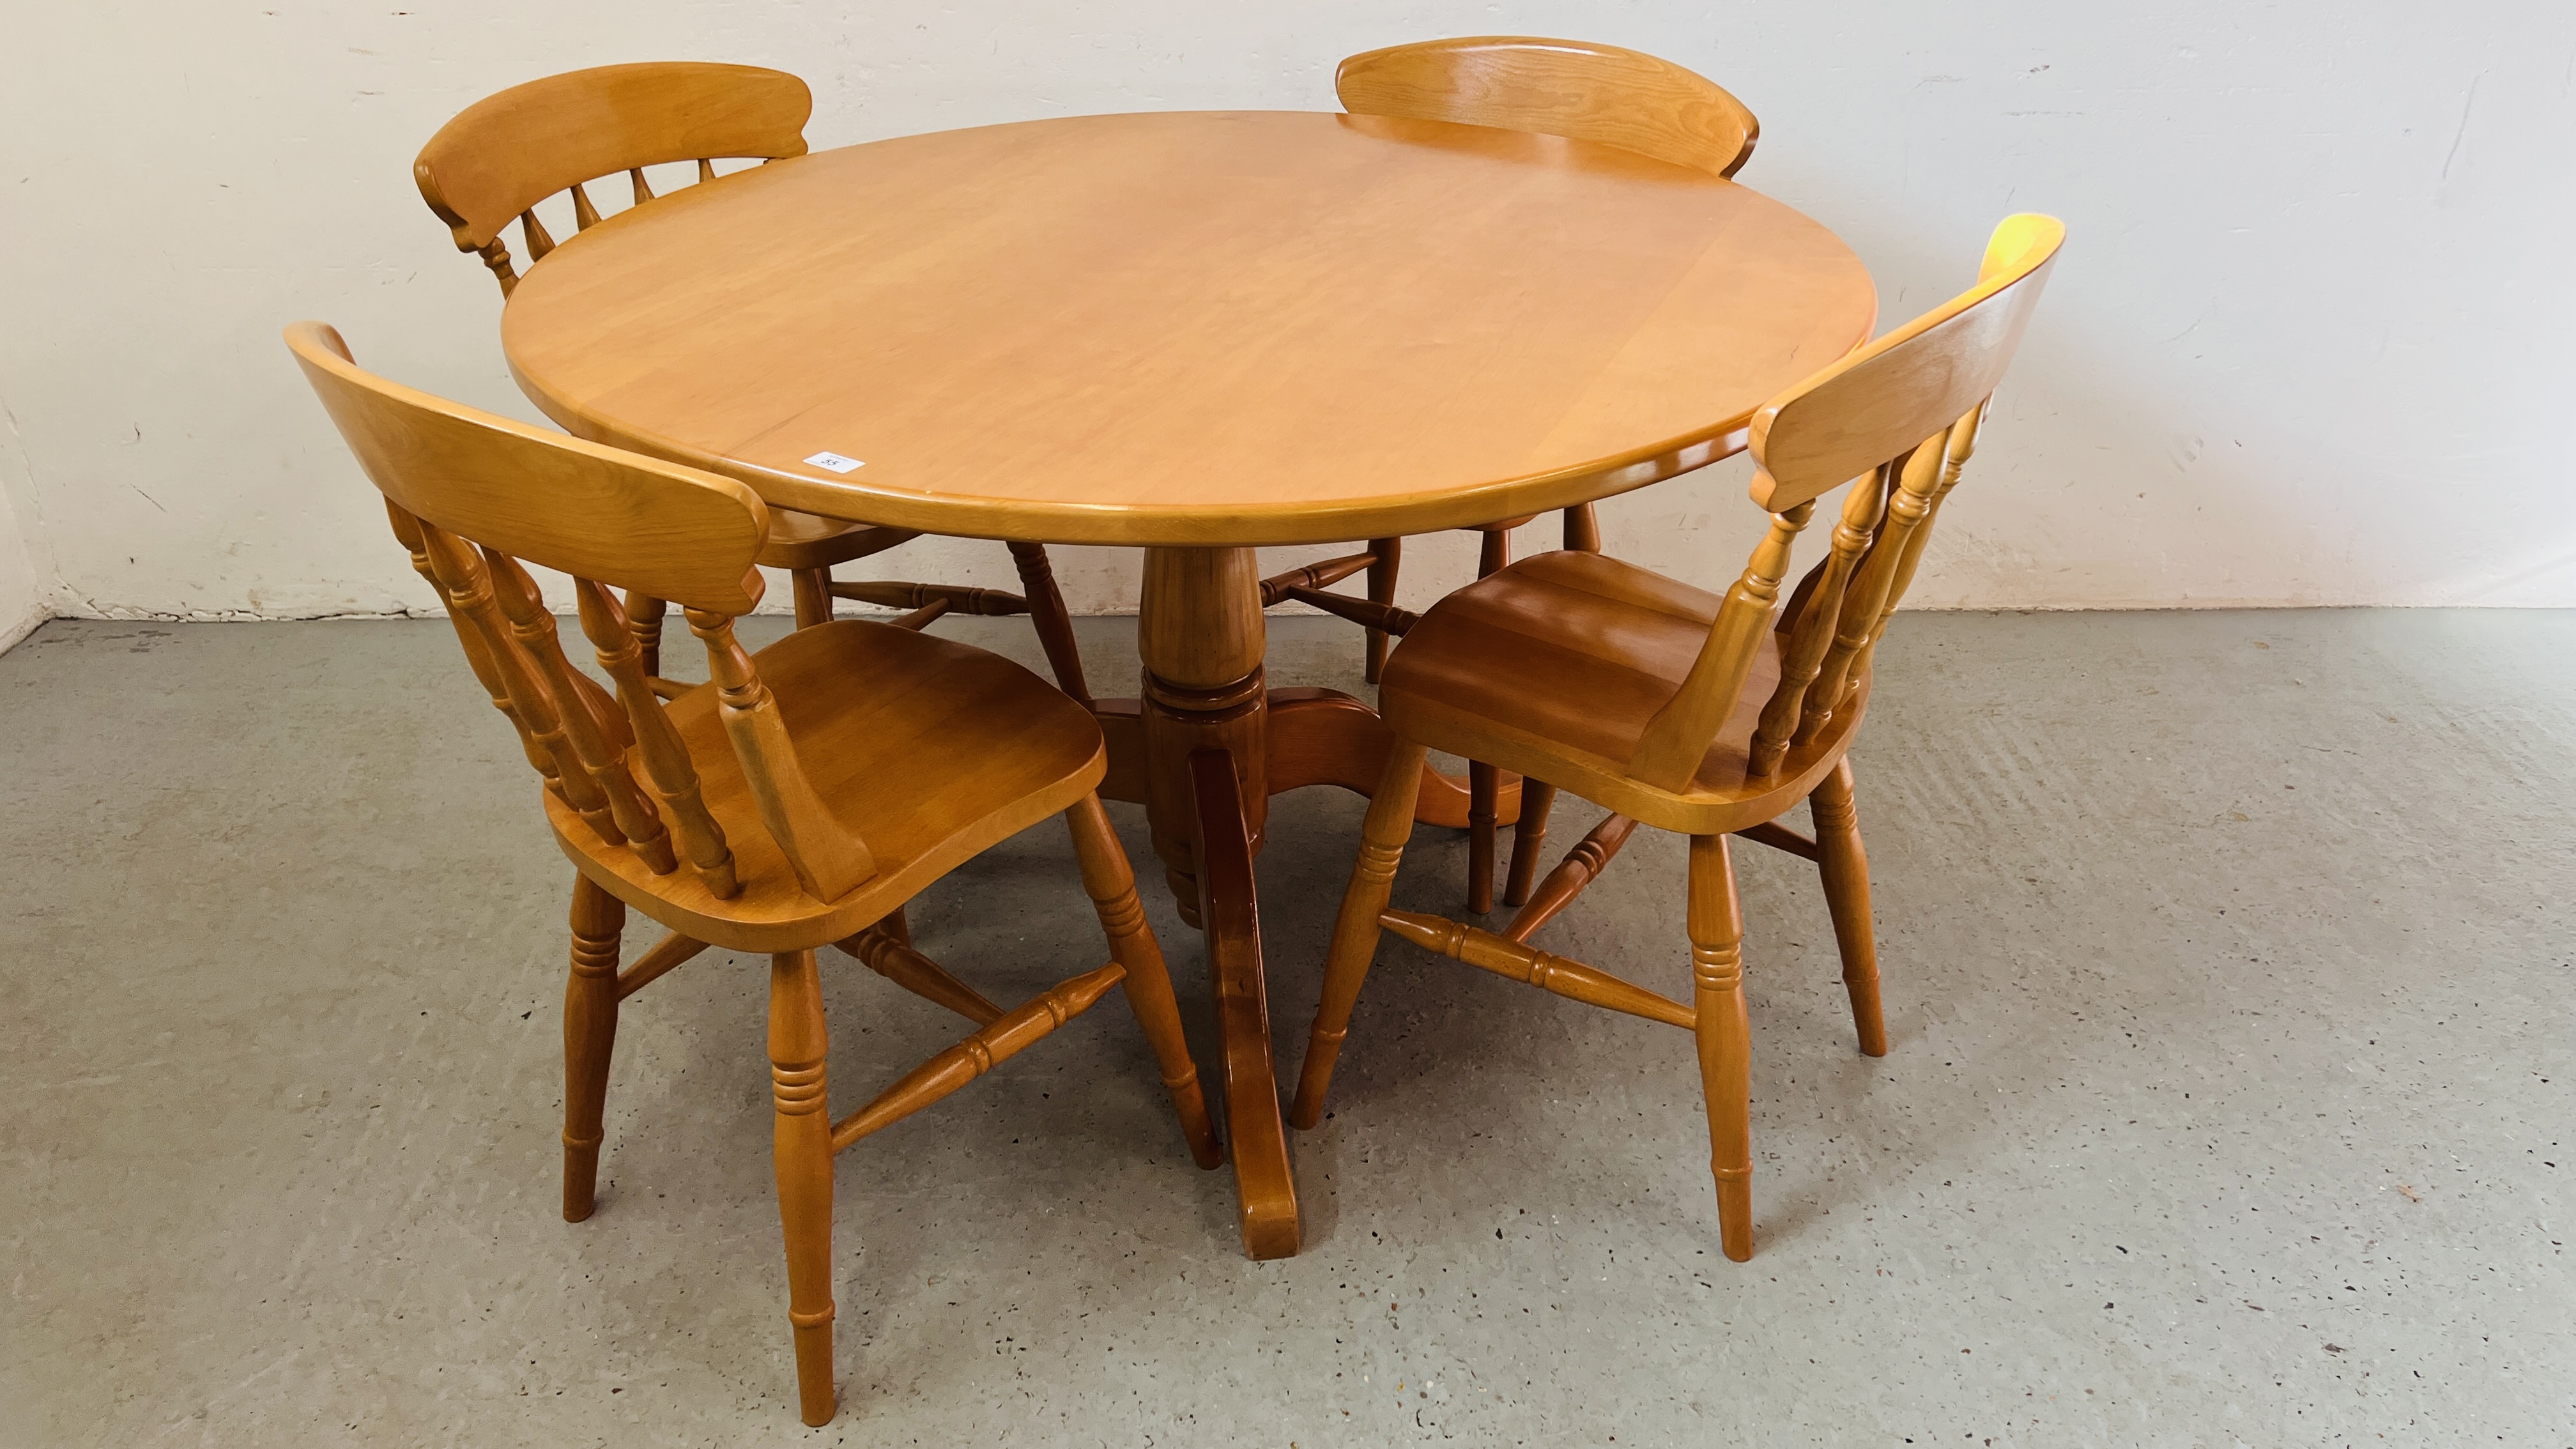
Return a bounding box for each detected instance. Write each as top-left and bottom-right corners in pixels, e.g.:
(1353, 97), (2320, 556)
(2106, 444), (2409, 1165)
(3, 1), (2570, 620)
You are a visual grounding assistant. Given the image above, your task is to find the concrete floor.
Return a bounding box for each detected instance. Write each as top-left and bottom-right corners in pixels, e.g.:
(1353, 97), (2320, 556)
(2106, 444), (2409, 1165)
(2, 608), (2570, 1446)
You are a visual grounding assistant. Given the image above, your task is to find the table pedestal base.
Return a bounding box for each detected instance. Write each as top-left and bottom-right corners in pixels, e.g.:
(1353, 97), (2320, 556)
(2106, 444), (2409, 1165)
(1105, 544), (1523, 1260)
(1097, 689), (1520, 1261)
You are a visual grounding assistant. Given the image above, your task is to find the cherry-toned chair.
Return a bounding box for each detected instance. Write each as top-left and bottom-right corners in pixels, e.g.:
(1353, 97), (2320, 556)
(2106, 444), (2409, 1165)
(1275, 36), (1762, 914)
(415, 61), (1095, 703)
(286, 321), (1220, 1427)
(1287, 215), (2066, 1261)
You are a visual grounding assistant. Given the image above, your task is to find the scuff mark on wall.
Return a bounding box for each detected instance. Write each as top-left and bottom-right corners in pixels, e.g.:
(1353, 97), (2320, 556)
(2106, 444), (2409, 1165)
(2439, 73), (2481, 181)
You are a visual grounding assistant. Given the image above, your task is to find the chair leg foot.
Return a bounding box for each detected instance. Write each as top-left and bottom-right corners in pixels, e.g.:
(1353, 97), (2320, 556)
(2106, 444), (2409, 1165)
(789, 1307), (836, 1427)
(560, 1138), (602, 1223)
(1714, 1168), (1753, 1262)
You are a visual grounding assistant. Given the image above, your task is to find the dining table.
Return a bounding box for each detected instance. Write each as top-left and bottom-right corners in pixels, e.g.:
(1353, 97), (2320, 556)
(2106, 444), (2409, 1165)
(499, 107), (1877, 1261)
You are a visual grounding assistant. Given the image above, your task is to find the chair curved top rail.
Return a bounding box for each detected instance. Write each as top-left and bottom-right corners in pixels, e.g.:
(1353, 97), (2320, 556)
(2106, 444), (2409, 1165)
(285, 321), (770, 615)
(1749, 215), (2065, 512)
(1337, 34), (1758, 179)
(415, 61), (811, 254)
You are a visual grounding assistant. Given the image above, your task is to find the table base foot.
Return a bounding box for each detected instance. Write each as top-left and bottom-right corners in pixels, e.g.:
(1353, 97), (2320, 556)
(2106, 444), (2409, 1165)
(1188, 749), (1299, 1260)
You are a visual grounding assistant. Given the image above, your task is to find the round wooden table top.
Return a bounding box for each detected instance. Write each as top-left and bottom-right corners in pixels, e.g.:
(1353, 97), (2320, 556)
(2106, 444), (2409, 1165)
(503, 110), (1877, 548)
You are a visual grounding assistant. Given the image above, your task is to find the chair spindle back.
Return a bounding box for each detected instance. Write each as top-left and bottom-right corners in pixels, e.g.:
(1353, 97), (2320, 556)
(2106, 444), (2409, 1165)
(286, 321), (878, 904)
(415, 62), (812, 294)
(1623, 215), (2066, 790)
(1336, 36), (1759, 178)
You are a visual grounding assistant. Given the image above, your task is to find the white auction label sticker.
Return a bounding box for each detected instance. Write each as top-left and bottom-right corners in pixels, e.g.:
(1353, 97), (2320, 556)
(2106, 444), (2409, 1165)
(802, 452), (865, 473)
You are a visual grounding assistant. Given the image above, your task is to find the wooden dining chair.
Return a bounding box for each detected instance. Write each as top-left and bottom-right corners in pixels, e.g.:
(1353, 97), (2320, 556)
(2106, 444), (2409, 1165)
(1282, 36), (1762, 915)
(286, 321), (1220, 1427)
(1286, 215), (2066, 1261)
(414, 61), (1096, 705)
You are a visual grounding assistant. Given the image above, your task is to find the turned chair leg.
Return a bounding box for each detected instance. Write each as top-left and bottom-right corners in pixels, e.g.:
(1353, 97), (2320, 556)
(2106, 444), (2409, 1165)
(1810, 758), (1887, 1057)
(1363, 536), (1400, 685)
(1466, 762), (1499, 914)
(1008, 541), (1094, 709)
(767, 949), (837, 1426)
(1289, 740), (1430, 1129)
(1563, 502), (1600, 552)
(1064, 793), (1222, 1168)
(790, 568), (834, 629)
(1461, 526), (1515, 910)
(562, 873), (624, 1223)
(1503, 780), (1557, 908)
(1687, 834), (1755, 1261)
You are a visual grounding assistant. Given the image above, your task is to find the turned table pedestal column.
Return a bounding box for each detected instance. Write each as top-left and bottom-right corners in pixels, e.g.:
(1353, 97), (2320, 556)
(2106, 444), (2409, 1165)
(1138, 548), (1268, 926)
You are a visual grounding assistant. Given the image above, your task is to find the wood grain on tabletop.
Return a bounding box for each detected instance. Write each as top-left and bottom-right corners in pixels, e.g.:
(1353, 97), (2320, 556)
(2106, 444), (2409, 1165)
(501, 110), (1875, 545)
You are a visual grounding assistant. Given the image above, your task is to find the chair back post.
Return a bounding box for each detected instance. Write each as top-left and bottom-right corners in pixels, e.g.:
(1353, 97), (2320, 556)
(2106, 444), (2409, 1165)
(1336, 36), (1758, 178)
(285, 321), (880, 905)
(415, 62), (812, 294)
(686, 606), (878, 901)
(1621, 215), (2065, 790)
(1625, 502), (1813, 790)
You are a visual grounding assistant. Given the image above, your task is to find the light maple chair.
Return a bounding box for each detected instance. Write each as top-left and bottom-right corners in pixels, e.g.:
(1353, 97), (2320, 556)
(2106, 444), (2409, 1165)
(415, 61), (1096, 704)
(1287, 215), (2066, 1261)
(286, 321), (1220, 1427)
(1280, 36), (1761, 914)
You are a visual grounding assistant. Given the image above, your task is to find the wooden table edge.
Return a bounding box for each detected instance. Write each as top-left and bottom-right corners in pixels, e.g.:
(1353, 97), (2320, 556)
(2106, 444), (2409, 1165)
(512, 347), (1768, 544)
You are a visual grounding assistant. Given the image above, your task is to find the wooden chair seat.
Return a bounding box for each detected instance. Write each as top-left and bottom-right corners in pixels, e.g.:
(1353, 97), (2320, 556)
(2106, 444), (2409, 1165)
(1379, 550), (1856, 836)
(555, 618), (1102, 953)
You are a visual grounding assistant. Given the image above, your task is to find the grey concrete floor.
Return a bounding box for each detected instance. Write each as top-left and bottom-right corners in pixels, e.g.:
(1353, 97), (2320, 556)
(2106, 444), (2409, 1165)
(2, 609), (2570, 1446)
